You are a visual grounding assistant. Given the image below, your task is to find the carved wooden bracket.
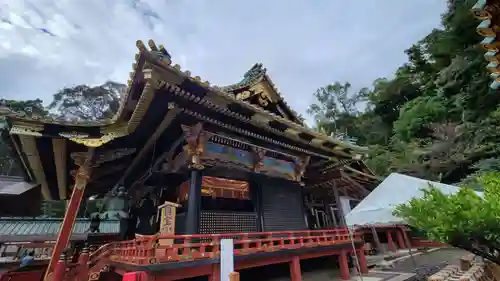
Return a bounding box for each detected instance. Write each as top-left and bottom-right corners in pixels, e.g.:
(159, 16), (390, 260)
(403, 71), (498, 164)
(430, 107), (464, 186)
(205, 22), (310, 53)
(292, 156), (311, 182)
(181, 123), (209, 170)
(251, 147), (266, 172)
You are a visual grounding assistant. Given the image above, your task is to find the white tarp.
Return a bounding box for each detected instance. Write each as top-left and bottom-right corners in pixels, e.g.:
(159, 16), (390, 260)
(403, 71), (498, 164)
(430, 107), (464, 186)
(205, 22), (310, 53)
(345, 173), (466, 227)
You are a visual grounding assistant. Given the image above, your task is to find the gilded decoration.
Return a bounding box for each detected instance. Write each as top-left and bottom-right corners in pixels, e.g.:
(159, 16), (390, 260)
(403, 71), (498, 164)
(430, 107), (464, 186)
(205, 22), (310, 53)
(10, 124), (43, 137)
(74, 167), (91, 190)
(181, 123), (209, 170)
(132, 40), (367, 160)
(292, 156), (311, 181)
(251, 147), (266, 172)
(59, 126), (128, 148)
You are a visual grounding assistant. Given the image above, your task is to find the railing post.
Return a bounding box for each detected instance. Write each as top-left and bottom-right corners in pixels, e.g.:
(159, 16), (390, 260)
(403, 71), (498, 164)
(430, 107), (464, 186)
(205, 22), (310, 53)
(387, 231), (397, 252)
(357, 248), (369, 274)
(339, 250), (350, 281)
(51, 250), (68, 281)
(290, 256), (302, 281)
(396, 229), (406, 249)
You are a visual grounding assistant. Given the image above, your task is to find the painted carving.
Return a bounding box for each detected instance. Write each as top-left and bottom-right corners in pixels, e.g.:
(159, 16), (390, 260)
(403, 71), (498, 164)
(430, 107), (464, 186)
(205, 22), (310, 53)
(249, 84), (272, 107)
(251, 147), (266, 172)
(74, 167), (91, 190)
(292, 156), (311, 181)
(181, 123), (209, 170)
(235, 90), (251, 100)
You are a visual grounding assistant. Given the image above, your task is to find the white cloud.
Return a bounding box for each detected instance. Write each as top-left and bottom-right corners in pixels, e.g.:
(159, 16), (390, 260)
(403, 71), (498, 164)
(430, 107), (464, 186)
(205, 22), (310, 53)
(0, 0), (446, 121)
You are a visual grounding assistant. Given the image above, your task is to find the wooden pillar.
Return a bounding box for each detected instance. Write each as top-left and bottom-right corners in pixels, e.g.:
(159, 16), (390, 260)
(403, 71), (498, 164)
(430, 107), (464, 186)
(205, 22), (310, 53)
(44, 164), (91, 281)
(371, 227), (384, 254)
(402, 228), (412, 248)
(332, 182), (346, 227)
(50, 251), (68, 281)
(387, 231), (397, 252)
(290, 256), (302, 281)
(185, 169), (202, 234)
(339, 251), (350, 280)
(396, 229), (406, 249)
(357, 248), (369, 274)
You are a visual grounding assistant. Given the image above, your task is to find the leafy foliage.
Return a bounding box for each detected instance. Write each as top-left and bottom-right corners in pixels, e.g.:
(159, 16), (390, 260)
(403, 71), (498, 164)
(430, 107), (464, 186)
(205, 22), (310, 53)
(49, 81), (124, 121)
(393, 172), (500, 264)
(308, 0), (499, 184)
(0, 82), (124, 176)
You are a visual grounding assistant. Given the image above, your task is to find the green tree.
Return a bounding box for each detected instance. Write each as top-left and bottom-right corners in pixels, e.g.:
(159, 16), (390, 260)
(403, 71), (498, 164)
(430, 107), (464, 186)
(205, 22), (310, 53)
(393, 96), (448, 142)
(49, 81), (125, 121)
(394, 171), (500, 264)
(0, 99), (49, 176)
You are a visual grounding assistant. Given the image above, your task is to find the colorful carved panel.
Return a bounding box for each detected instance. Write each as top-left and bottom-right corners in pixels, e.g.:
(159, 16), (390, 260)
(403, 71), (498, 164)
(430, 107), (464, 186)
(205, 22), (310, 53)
(261, 157), (295, 180)
(202, 142), (253, 169)
(179, 176), (249, 201)
(201, 142), (297, 180)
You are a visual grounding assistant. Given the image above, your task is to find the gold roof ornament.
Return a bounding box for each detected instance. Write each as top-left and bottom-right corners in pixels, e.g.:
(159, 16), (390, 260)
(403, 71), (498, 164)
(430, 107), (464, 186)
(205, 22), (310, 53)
(59, 125), (128, 148)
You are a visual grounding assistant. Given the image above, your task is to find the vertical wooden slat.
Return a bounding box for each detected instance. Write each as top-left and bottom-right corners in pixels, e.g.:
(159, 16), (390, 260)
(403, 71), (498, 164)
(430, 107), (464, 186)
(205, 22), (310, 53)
(18, 135), (51, 200)
(52, 138), (67, 200)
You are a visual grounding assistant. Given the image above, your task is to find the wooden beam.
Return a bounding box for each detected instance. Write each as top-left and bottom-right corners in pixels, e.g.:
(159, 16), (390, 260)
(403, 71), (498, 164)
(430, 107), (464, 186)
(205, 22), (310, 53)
(119, 104), (181, 185)
(52, 138), (67, 200)
(341, 171), (370, 197)
(344, 164), (381, 181)
(18, 136), (51, 200)
(154, 135), (185, 172)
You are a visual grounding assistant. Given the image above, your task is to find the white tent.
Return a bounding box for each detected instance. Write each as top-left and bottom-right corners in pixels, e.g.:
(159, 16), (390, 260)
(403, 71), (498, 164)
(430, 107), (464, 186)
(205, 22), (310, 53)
(345, 173), (475, 227)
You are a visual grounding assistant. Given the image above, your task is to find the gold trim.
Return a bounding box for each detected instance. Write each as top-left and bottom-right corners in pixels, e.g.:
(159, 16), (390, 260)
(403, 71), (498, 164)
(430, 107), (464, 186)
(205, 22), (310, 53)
(10, 125), (43, 137)
(127, 68), (158, 133)
(59, 126), (128, 148)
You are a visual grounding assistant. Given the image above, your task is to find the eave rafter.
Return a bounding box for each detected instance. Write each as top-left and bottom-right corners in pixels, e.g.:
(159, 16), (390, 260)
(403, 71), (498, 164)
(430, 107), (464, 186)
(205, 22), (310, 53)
(118, 100), (181, 185)
(17, 135), (51, 200)
(52, 138), (68, 199)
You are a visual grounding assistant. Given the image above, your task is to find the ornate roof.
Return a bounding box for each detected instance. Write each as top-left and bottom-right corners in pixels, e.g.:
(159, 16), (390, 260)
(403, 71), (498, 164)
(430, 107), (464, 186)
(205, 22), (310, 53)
(221, 63), (305, 125)
(472, 0), (500, 89)
(0, 39), (375, 201)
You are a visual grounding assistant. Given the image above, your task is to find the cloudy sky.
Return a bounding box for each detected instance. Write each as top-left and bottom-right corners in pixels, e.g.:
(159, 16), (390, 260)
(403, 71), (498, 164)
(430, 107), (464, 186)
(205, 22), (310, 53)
(0, 0), (445, 121)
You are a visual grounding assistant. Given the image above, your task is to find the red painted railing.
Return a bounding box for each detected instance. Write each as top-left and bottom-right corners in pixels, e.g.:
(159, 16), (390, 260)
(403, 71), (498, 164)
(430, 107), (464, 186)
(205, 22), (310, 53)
(103, 228), (360, 266)
(54, 229), (360, 281)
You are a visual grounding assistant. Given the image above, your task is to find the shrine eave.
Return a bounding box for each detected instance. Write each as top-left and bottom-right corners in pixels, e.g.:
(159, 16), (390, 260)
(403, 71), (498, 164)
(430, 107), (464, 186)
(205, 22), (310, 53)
(1, 39), (375, 202)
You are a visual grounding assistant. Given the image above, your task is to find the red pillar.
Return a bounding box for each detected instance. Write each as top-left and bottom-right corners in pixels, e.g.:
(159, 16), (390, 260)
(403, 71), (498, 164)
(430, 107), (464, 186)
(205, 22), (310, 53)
(123, 271), (152, 281)
(44, 167), (90, 281)
(51, 251), (68, 281)
(209, 264), (220, 281)
(290, 256), (302, 281)
(396, 230), (406, 249)
(386, 231), (397, 252)
(357, 249), (369, 274)
(339, 251), (350, 280)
